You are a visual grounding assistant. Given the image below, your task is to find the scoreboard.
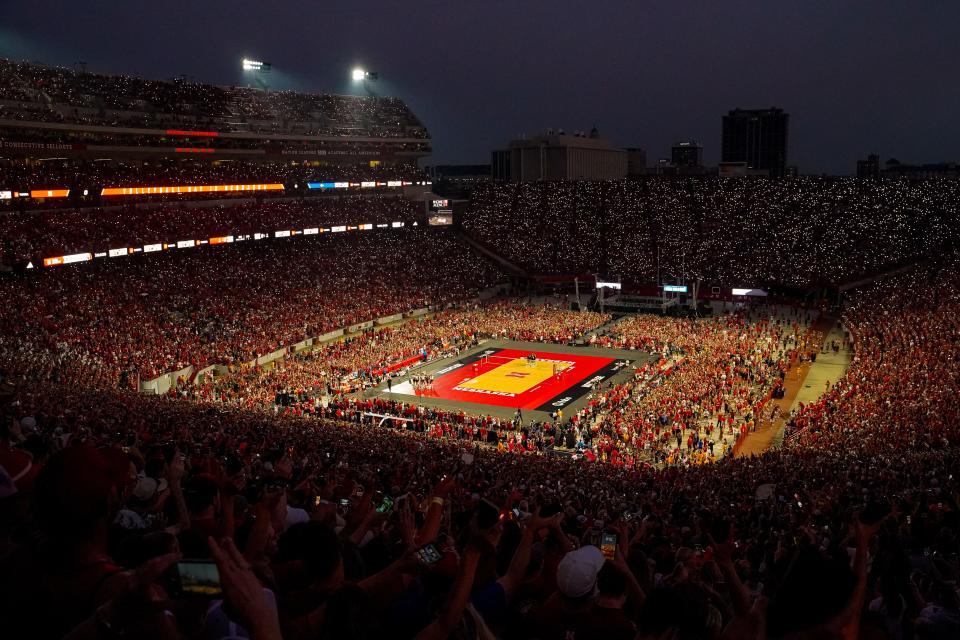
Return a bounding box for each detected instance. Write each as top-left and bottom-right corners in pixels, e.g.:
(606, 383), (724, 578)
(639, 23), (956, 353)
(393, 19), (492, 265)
(429, 198), (453, 225)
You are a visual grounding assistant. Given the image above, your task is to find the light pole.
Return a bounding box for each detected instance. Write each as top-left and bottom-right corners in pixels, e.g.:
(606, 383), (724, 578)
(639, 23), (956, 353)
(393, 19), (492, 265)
(351, 68), (379, 96)
(242, 58), (272, 90)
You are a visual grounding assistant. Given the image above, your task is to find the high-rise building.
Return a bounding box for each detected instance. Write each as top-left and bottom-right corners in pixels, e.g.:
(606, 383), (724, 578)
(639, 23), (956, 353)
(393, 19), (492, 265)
(491, 150), (511, 181)
(671, 141), (702, 167)
(721, 107), (789, 177)
(857, 154), (880, 178)
(625, 147), (647, 176)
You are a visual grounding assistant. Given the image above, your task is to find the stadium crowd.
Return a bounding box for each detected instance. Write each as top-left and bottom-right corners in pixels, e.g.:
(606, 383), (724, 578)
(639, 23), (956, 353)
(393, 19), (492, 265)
(177, 302), (611, 411)
(267, 305), (811, 469)
(0, 196), (423, 262)
(462, 179), (960, 287)
(0, 59), (429, 138)
(1, 255), (959, 639)
(581, 308), (817, 466)
(0, 228), (504, 386)
(2, 35), (958, 640)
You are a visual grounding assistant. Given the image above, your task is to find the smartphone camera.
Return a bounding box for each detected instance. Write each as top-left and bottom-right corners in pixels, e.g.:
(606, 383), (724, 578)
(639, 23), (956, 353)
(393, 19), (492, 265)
(600, 532), (618, 560)
(414, 543), (442, 567)
(167, 560), (223, 598)
(376, 496), (394, 513)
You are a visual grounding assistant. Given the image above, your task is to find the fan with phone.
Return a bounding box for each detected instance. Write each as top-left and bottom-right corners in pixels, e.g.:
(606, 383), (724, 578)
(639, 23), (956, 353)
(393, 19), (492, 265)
(600, 532), (618, 560)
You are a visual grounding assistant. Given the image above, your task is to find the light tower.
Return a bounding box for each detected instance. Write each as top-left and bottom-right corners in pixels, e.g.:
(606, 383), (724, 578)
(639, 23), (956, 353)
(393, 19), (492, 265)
(351, 67), (379, 96)
(242, 58), (272, 90)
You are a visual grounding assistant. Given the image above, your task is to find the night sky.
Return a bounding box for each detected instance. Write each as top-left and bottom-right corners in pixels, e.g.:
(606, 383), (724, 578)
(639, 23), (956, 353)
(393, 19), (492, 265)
(3, 1), (957, 174)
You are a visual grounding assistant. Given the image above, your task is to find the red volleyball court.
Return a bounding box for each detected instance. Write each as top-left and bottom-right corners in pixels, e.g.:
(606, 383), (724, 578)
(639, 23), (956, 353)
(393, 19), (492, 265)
(416, 348), (615, 410)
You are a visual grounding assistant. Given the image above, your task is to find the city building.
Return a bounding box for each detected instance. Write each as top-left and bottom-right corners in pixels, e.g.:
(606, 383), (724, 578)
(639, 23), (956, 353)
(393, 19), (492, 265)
(881, 158), (960, 179)
(671, 141), (703, 167)
(625, 147), (647, 177)
(857, 154), (881, 178)
(491, 149), (511, 181)
(493, 127), (627, 181)
(721, 107), (789, 177)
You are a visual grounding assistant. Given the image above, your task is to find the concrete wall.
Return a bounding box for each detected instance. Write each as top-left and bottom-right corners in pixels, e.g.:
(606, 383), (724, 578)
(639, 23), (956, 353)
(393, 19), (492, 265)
(140, 364), (193, 395)
(375, 313), (403, 325)
(348, 320), (375, 333)
(256, 347), (290, 367)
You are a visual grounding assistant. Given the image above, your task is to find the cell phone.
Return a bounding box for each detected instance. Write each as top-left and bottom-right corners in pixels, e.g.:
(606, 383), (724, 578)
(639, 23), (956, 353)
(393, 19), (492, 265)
(601, 532), (618, 560)
(501, 506), (521, 522)
(339, 498), (350, 507)
(376, 496), (394, 513)
(168, 560), (222, 598)
(414, 543), (443, 567)
(315, 495), (322, 507)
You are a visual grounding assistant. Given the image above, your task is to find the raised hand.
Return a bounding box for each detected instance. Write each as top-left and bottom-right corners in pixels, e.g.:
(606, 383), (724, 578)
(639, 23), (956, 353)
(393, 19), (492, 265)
(208, 537), (282, 640)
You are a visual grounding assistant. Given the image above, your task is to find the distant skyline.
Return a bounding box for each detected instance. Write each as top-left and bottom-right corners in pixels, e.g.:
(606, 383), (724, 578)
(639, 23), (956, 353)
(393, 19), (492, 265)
(2, 1), (958, 174)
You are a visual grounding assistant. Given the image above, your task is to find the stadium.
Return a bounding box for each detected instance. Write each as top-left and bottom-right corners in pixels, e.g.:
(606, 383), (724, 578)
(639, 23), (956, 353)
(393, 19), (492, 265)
(1, 7), (959, 640)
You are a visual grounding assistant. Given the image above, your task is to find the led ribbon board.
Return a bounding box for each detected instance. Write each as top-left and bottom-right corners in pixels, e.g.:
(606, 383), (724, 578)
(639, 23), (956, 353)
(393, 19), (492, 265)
(101, 183), (284, 196)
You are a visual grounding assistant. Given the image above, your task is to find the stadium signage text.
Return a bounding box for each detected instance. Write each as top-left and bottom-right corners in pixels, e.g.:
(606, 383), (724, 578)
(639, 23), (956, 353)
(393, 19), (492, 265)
(278, 149), (382, 157)
(1, 141), (75, 151)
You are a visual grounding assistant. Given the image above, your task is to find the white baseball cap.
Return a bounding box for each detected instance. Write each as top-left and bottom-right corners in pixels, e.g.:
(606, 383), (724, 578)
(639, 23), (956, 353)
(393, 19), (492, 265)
(556, 545), (605, 597)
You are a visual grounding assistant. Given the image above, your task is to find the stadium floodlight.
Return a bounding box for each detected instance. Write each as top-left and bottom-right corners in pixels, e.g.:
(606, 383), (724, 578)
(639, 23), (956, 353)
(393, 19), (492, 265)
(351, 67), (380, 95)
(242, 58), (264, 71)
